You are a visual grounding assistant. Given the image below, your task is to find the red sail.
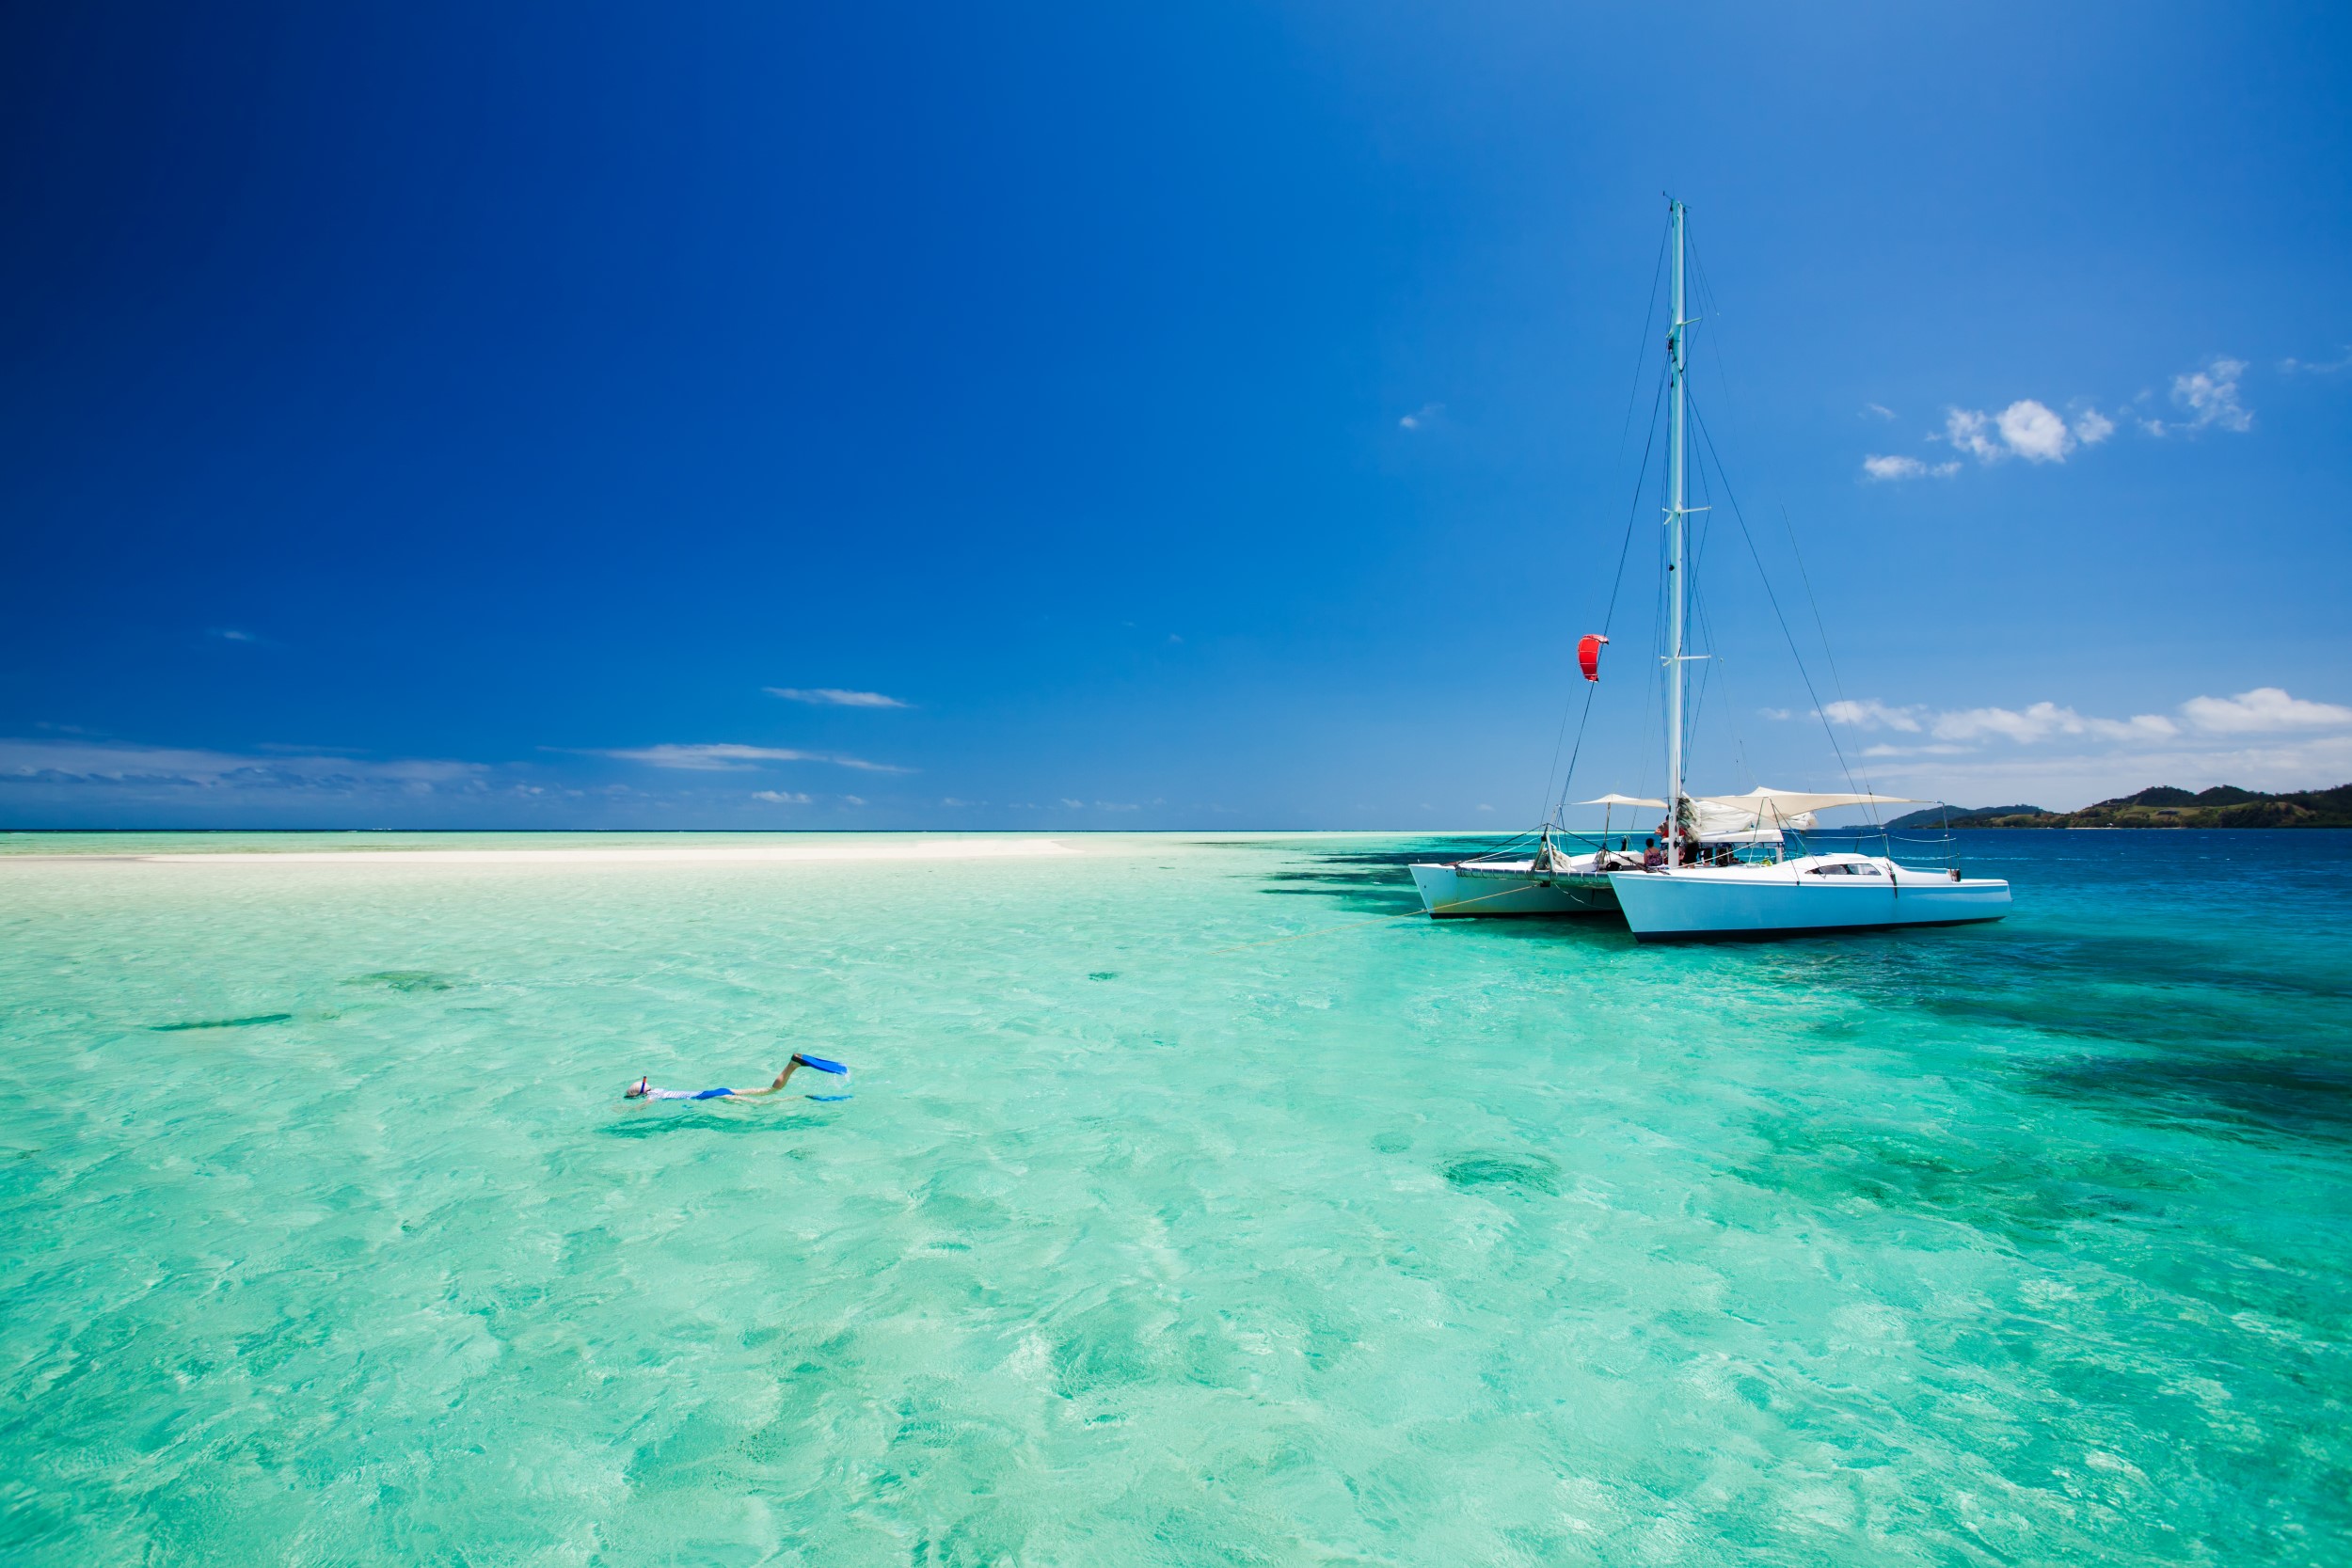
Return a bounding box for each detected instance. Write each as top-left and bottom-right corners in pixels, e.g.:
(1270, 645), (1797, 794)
(1577, 633), (1609, 682)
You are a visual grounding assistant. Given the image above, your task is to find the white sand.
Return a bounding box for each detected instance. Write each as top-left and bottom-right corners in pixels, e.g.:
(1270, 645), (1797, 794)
(120, 838), (1083, 866)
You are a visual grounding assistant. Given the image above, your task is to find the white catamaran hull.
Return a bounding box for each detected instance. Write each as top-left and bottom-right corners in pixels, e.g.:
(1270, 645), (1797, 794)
(1410, 863), (1619, 918)
(1606, 862), (2010, 942)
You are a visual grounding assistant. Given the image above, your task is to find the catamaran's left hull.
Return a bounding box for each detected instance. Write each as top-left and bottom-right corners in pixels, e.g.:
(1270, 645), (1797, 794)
(1410, 863), (1619, 918)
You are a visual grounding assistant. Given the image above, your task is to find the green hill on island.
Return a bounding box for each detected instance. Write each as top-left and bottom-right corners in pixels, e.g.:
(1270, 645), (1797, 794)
(1941, 784), (2352, 829)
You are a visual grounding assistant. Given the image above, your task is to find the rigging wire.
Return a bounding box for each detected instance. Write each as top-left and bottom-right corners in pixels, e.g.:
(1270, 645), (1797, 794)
(1545, 366), (1667, 822)
(1778, 501), (1879, 798)
(1533, 219), (1674, 823)
(1686, 394), (1869, 802)
(1688, 228), (1912, 840)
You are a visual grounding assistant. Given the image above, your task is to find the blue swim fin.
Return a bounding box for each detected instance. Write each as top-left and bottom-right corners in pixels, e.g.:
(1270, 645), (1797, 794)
(792, 1053), (850, 1075)
(806, 1093), (852, 1102)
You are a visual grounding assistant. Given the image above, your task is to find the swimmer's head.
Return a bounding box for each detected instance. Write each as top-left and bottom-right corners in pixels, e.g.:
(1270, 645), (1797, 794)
(625, 1075), (650, 1100)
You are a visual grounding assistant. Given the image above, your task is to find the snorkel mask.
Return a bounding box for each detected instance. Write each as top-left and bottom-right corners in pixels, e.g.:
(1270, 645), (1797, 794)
(625, 1076), (650, 1099)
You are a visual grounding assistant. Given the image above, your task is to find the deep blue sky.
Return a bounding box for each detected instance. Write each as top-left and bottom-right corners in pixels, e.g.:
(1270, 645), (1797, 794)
(6, 3), (2350, 827)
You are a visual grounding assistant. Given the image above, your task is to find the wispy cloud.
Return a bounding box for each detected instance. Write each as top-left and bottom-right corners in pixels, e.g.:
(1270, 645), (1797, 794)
(1822, 687), (2352, 806)
(751, 789), (812, 804)
(1866, 734), (2352, 811)
(1824, 697), (2176, 744)
(2280, 347), (2352, 375)
(764, 687), (911, 709)
(1398, 402), (1443, 432)
(1820, 699), (1923, 732)
(2179, 687), (2352, 734)
(1862, 403), (1898, 421)
(1820, 687), (2349, 751)
(592, 743), (911, 773)
(2142, 356), (2252, 436)
(0, 738), (485, 793)
(1861, 454), (1959, 482)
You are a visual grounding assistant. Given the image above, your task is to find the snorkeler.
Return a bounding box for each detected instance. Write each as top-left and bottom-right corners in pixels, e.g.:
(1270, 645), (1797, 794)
(624, 1053), (850, 1102)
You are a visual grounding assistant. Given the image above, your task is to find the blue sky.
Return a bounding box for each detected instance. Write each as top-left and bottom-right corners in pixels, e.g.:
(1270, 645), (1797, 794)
(5, 2), (2350, 828)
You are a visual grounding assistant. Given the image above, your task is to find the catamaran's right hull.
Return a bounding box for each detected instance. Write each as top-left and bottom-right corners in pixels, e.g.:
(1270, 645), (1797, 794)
(1410, 863), (1619, 918)
(1606, 869), (2010, 942)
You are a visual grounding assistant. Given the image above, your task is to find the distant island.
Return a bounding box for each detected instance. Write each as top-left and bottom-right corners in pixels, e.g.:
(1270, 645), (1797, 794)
(1877, 784), (2352, 830)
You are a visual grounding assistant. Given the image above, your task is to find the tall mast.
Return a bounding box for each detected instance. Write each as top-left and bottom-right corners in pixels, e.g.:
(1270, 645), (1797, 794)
(1666, 198), (1689, 868)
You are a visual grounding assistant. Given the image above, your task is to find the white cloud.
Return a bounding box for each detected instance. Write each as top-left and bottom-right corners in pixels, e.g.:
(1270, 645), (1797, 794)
(1995, 399), (2073, 463)
(1934, 398), (2116, 467)
(1861, 454), (1959, 482)
(841, 794), (866, 806)
(1817, 687), (2351, 752)
(1822, 699), (1924, 732)
(210, 628), (260, 644)
(1930, 702), (2178, 744)
(1863, 403), (1898, 420)
(751, 789), (812, 804)
(2152, 357), (2252, 435)
(1803, 687), (2352, 805)
(764, 687), (911, 708)
(1758, 706), (1793, 721)
(1862, 734), (2352, 812)
(1059, 798), (1085, 808)
(1946, 407), (2003, 462)
(594, 743), (910, 773)
(1398, 403), (1443, 431)
(2179, 687), (2352, 734)
(1821, 698), (2179, 745)
(2280, 347), (2352, 374)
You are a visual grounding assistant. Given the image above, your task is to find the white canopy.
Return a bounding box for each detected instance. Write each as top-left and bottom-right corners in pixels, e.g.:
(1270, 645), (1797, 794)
(1693, 786), (1915, 820)
(1687, 787), (1915, 844)
(1578, 793), (1668, 808)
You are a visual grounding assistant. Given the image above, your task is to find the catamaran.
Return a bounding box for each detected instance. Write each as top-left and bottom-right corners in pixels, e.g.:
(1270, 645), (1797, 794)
(1411, 199), (2011, 941)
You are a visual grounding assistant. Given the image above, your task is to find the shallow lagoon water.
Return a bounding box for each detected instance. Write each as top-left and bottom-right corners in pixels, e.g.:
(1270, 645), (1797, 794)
(2, 830), (2348, 1565)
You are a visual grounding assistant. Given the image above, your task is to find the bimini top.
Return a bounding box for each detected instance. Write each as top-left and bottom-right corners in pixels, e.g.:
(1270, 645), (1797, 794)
(1688, 787), (1917, 845)
(1578, 793), (1668, 808)
(1693, 786), (1917, 821)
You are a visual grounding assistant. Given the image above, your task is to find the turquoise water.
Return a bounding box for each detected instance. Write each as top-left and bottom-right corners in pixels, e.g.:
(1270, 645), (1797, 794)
(2, 830), (2348, 1565)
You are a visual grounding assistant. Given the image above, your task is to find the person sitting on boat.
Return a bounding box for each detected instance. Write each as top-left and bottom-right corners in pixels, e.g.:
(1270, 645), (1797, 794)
(624, 1053), (849, 1102)
(1642, 836), (1666, 869)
